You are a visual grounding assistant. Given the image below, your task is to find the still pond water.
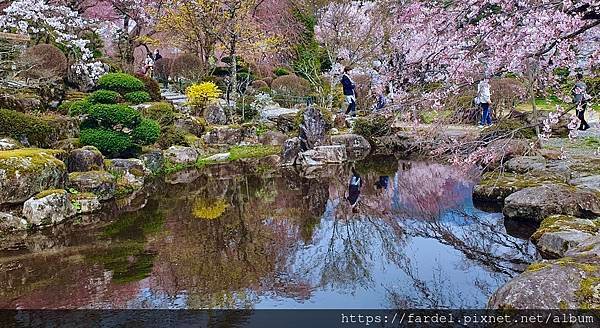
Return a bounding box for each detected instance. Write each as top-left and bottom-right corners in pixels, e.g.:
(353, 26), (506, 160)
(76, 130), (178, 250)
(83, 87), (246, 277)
(0, 158), (538, 309)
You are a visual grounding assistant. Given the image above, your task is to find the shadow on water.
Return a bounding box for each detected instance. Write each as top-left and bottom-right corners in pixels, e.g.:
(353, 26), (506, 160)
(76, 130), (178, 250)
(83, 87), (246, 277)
(0, 157), (539, 309)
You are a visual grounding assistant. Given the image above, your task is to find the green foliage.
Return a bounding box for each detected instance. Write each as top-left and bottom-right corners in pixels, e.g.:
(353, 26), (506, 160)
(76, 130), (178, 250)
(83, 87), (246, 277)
(157, 125), (188, 149)
(274, 67), (291, 76)
(132, 118), (160, 145)
(124, 91), (152, 104)
(97, 73), (145, 95)
(0, 108), (54, 147)
(142, 102), (176, 126)
(134, 73), (161, 101)
(88, 90), (121, 104)
(236, 101), (258, 122)
(353, 115), (393, 140)
(80, 128), (136, 157)
(67, 99), (92, 116)
(87, 104), (141, 129)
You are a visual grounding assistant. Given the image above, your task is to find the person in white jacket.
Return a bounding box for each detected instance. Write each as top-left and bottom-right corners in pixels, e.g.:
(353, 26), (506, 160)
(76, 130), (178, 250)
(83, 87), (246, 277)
(477, 78), (492, 127)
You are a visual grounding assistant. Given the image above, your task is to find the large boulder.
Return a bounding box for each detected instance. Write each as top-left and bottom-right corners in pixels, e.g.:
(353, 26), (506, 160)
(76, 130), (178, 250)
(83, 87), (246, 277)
(473, 172), (563, 203)
(505, 156), (547, 174)
(203, 126), (244, 145)
(299, 106), (329, 151)
(483, 138), (533, 168)
(67, 146), (104, 172)
(174, 116), (206, 137)
(0, 137), (22, 151)
(531, 215), (599, 258)
(22, 189), (76, 226)
(503, 184), (600, 222)
(164, 146), (199, 165)
(68, 171), (116, 201)
(0, 212), (28, 232)
(298, 145), (347, 166)
(203, 103), (228, 125)
(331, 134), (371, 160)
(139, 150), (164, 175)
(72, 193), (102, 214)
(570, 175), (600, 193)
(105, 159), (150, 192)
(281, 137), (301, 166)
(0, 149), (67, 205)
(489, 256), (600, 309)
(258, 130), (288, 146)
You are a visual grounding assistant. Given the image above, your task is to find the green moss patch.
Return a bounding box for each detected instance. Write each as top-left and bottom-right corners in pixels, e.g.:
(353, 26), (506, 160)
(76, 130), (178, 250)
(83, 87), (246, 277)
(532, 215), (600, 242)
(525, 262), (550, 273)
(34, 189), (66, 199)
(0, 148), (65, 175)
(576, 277), (600, 309)
(229, 145), (281, 161)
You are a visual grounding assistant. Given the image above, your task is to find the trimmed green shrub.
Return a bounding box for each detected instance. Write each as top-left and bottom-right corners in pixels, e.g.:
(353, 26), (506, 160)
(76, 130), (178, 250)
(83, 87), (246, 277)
(87, 104), (141, 129)
(157, 125), (187, 149)
(88, 90), (121, 104)
(97, 73), (145, 95)
(353, 115), (393, 140)
(0, 108), (54, 147)
(272, 74), (311, 97)
(67, 99), (92, 116)
(80, 128), (136, 158)
(135, 73), (161, 101)
(142, 102), (176, 126)
(132, 118), (160, 145)
(124, 91), (152, 104)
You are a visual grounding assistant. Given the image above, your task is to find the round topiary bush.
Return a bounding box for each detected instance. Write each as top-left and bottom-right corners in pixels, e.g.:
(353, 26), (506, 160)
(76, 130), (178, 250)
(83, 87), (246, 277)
(157, 125), (187, 149)
(88, 90), (122, 104)
(124, 91), (152, 104)
(80, 128), (135, 158)
(67, 99), (92, 116)
(87, 104), (141, 129)
(132, 118), (160, 145)
(20, 44), (68, 80)
(142, 102), (176, 126)
(134, 73), (161, 101)
(271, 74), (311, 98)
(0, 108), (55, 147)
(171, 54), (204, 81)
(97, 73), (145, 95)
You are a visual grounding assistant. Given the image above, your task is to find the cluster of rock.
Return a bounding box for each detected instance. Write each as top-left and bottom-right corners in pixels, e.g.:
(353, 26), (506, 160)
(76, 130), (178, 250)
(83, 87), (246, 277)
(473, 148), (600, 309)
(281, 106), (370, 167)
(0, 143), (156, 232)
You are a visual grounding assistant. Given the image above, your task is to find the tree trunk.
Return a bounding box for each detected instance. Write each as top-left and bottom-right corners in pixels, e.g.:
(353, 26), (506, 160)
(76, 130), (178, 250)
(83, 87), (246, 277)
(527, 60), (542, 146)
(229, 37), (238, 103)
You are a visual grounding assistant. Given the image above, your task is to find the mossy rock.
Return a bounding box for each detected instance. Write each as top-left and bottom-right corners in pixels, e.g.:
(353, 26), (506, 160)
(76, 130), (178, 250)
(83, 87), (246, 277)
(68, 171), (116, 201)
(0, 148), (67, 205)
(474, 172), (564, 203)
(532, 215), (600, 258)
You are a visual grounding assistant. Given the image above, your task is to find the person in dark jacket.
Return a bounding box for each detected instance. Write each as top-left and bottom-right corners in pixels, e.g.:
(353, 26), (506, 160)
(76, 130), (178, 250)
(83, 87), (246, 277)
(573, 73), (591, 131)
(153, 49), (162, 61)
(341, 67), (357, 116)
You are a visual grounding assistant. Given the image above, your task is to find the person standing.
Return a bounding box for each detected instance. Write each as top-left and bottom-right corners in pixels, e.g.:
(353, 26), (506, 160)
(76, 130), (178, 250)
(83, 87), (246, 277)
(153, 49), (162, 61)
(477, 78), (492, 128)
(341, 67), (357, 117)
(144, 52), (155, 76)
(573, 73), (591, 131)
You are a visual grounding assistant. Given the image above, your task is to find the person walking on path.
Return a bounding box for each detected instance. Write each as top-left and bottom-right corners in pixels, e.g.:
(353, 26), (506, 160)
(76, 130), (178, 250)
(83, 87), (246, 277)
(144, 52), (155, 76)
(573, 73), (591, 131)
(341, 67), (357, 117)
(476, 78), (492, 128)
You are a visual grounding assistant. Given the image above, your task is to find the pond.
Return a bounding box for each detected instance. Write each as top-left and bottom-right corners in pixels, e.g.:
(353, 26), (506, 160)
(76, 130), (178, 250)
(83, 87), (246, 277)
(0, 157), (538, 309)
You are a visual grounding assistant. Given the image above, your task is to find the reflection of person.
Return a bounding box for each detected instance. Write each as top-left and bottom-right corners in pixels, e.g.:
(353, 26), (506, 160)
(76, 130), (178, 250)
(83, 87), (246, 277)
(341, 67), (357, 117)
(573, 73), (591, 131)
(347, 167), (363, 212)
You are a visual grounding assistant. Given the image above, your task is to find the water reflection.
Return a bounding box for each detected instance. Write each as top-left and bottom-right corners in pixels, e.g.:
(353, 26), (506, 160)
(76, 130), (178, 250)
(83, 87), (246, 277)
(0, 159), (538, 309)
